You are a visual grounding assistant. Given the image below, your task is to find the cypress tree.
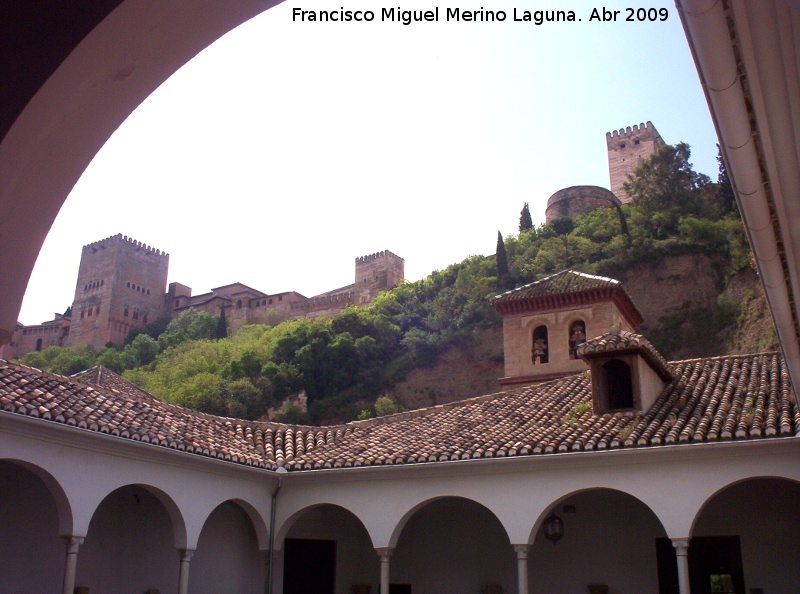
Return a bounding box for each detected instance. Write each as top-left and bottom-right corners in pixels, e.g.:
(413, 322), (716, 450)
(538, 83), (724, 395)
(215, 307), (228, 340)
(519, 202), (533, 232)
(496, 231), (510, 288)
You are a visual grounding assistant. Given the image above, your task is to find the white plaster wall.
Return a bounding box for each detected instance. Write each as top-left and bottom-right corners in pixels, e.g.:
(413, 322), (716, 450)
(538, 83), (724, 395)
(391, 498), (515, 594)
(634, 356), (666, 411)
(0, 461), (64, 594)
(693, 478), (800, 594)
(529, 489), (666, 594)
(284, 505), (379, 594)
(191, 501), (266, 594)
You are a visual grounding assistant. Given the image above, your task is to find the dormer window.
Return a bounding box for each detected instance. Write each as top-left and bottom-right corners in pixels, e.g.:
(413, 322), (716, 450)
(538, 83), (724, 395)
(532, 325), (549, 364)
(602, 359), (634, 410)
(577, 327), (673, 415)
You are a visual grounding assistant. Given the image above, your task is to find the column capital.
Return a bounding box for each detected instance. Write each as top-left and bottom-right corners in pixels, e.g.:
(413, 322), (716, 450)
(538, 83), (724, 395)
(179, 549), (195, 562)
(671, 538), (690, 555)
(375, 547), (394, 562)
(513, 544), (530, 559)
(63, 536), (84, 554)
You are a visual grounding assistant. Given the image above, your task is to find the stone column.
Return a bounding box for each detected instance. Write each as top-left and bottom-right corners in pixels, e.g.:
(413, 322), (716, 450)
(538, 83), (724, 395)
(513, 544), (530, 594)
(376, 547), (393, 594)
(178, 549), (194, 594)
(62, 536), (84, 594)
(672, 538), (691, 594)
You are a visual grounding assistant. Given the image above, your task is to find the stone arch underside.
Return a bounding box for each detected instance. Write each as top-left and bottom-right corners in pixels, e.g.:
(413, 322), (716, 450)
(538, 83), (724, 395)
(390, 496), (516, 594)
(0, 460), (70, 593)
(278, 503), (379, 594)
(0, 0), (282, 344)
(75, 483), (187, 594)
(527, 487), (668, 594)
(690, 476), (800, 593)
(191, 500), (268, 594)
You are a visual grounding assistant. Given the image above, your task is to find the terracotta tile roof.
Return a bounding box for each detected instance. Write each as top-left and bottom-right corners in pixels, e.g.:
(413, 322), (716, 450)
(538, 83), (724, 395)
(493, 270), (619, 303)
(577, 327), (673, 380)
(491, 270), (643, 327)
(1, 352), (798, 473)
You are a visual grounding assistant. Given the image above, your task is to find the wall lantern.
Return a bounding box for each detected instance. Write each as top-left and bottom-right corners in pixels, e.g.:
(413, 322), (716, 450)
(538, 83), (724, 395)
(543, 509), (564, 544)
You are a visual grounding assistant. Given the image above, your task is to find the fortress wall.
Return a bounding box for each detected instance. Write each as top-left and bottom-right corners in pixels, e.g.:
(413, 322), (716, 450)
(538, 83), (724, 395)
(545, 186), (621, 223)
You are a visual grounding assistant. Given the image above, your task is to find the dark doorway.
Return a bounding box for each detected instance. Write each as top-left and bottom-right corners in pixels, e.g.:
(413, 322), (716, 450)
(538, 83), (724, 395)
(656, 536), (745, 594)
(284, 538), (336, 594)
(689, 537), (745, 594)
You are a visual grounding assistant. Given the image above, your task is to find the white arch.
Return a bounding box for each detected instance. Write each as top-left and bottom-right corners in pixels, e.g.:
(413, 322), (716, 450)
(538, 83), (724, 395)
(87, 482), (189, 549)
(388, 494), (511, 550)
(690, 474), (800, 538)
(0, 0), (282, 341)
(525, 486), (668, 545)
(274, 502), (375, 551)
(199, 498), (271, 551)
(0, 458), (74, 536)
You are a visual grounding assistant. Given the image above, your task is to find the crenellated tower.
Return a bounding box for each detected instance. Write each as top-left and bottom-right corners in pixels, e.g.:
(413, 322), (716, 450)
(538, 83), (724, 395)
(66, 234), (169, 350)
(606, 121), (664, 203)
(355, 251), (405, 304)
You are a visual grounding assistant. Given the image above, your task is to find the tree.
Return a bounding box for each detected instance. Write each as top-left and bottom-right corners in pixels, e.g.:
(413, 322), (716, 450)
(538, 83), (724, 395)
(215, 307), (228, 340)
(125, 334), (160, 367)
(519, 202), (533, 232)
(550, 216), (575, 267)
(623, 142), (710, 236)
(496, 231), (510, 288)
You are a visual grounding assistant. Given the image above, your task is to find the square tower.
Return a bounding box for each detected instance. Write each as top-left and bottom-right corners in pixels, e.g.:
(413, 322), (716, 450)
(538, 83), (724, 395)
(606, 121), (664, 203)
(66, 234), (169, 350)
(355, 251), (405, 304)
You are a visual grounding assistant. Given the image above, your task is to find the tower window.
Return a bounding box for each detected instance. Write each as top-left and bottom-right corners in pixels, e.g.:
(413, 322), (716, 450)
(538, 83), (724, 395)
(532, 325), (549, 365)
(237, 300), (242, 309)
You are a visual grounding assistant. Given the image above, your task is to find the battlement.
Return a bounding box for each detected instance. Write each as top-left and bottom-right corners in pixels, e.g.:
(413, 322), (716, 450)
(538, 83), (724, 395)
(606, 121), (662, 146)
(356, 250), (404, 264)
(83, 233), (169, 258)
(290, 291), (355, 311)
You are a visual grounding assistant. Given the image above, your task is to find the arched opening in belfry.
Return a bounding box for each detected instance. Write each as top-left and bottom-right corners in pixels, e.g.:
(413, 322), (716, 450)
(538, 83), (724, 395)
(532, 325), (549, 365)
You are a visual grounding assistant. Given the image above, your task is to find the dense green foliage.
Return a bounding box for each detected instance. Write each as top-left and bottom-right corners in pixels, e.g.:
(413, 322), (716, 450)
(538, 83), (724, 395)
(18, 143), (750, 423)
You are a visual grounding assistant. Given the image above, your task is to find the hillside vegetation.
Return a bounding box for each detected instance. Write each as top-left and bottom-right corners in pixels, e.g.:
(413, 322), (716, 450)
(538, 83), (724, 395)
(19, 143), (777, 423)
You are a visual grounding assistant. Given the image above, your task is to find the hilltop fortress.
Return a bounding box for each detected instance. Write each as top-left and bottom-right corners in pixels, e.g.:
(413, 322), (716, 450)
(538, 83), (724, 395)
(6, 238), (403, 357)
(6, 121), (661, 359)
(545, 121), (664, 223)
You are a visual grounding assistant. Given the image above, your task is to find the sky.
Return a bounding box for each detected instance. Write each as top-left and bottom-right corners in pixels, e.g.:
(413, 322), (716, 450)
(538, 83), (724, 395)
(19, 0), (720, 325)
